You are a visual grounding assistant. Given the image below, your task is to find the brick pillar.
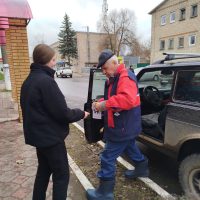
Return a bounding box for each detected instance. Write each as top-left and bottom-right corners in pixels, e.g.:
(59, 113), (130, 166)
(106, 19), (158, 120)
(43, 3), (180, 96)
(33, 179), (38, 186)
(5, 19), (30, 122)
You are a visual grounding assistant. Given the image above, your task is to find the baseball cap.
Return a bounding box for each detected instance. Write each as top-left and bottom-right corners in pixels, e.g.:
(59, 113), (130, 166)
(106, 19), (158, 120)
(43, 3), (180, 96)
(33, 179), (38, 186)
(97, 49), (114, 68)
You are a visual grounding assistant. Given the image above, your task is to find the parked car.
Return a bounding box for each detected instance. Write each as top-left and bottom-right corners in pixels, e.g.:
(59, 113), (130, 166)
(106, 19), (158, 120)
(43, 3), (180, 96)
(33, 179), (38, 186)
(84, 53), (200, 199)
(56, 66), (73, 78)
(134, 67), (145, 75)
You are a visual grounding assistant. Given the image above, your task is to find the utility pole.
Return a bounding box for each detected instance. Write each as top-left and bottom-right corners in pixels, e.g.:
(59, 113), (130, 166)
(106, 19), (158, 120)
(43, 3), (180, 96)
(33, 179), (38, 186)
(86, 26), (90, 66)
(82, 26), (90, 67)
(102, 0), (108, 17)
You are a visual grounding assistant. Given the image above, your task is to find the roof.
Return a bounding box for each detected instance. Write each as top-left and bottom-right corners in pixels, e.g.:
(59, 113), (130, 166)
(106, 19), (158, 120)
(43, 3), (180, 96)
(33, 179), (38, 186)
(0, 0), (33, 19)
(149, 0), (168, 15)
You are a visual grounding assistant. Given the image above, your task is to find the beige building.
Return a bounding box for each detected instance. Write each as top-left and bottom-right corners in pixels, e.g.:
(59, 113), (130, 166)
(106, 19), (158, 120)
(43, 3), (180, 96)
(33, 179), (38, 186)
(150, 0), (200, 63)
(50, 31), (110, 73)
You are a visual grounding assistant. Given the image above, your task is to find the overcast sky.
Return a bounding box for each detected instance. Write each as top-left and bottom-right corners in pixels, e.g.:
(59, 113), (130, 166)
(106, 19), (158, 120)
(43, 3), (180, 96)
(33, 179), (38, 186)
(27, 0), (162, 53)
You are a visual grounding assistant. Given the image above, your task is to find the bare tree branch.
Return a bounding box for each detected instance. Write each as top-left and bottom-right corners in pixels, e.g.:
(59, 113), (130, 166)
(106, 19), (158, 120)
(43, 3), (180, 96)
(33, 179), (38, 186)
(97, 8), (137, 56)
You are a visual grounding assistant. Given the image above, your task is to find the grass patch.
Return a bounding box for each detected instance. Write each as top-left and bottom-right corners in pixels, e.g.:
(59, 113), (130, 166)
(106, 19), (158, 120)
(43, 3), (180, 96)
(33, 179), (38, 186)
(66, 125), (161, 200)
(0, 72), (4, 81)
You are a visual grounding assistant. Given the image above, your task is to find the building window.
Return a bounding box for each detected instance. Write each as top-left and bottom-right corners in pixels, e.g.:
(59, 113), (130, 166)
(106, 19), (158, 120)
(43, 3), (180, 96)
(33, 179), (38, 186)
(180, 8), (186, 21)
(168, 38), (174, 49)
(178, 37), (184, 48)
(170, 12), (176, 23)
(160, 40), (165, 50)
(189, 35), (196, 46)
(161, 15), (166, 25)
(191, 4), (198, 18)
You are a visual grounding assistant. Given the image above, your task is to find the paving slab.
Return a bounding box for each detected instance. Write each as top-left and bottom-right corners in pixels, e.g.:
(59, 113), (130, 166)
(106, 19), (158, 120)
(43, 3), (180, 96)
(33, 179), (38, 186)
(0, 121), (87, 200)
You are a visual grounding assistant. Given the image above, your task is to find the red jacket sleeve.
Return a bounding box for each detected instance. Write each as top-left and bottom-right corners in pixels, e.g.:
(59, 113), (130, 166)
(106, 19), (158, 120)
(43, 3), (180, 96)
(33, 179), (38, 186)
(105, 76), (140, 111)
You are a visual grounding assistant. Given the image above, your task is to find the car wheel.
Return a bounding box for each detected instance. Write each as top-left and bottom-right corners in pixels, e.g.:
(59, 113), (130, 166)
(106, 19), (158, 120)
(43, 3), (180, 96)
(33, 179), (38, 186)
(56, 73), (59, 78)
(179, 154), (200, 200)
(70, 75), (72, 78)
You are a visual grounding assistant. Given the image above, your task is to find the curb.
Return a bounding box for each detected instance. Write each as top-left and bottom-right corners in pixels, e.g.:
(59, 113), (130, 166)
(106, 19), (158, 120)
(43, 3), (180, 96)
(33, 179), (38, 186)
(68, 153), (94, 191)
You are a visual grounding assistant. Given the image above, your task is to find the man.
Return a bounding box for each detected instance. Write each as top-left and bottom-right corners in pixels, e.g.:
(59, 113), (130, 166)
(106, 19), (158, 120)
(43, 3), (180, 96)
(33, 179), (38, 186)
(86, 49), (149, 200)
(129, 65), (134, 72)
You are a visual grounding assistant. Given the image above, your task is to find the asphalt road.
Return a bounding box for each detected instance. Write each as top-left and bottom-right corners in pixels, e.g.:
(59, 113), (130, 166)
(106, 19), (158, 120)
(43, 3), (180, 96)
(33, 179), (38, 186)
(56, 75), (183, 197)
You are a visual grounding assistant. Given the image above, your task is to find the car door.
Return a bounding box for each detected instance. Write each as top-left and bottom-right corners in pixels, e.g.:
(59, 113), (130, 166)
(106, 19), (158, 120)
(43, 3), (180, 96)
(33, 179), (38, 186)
(84, 69), (107, 143)
(165, 69), (200, 148)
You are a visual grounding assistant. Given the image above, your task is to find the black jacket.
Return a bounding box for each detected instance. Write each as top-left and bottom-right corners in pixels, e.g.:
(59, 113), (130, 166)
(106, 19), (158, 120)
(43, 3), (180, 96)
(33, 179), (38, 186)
(20, 63), (85, 148)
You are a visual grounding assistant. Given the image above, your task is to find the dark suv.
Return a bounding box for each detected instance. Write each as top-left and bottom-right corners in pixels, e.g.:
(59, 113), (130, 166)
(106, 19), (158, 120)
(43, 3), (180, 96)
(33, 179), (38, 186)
(84, 53), (200, 199)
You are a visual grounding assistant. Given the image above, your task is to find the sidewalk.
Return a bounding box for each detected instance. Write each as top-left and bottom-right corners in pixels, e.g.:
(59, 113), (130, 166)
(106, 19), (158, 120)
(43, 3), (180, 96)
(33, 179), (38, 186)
(0, 81), (19, 123)
(0, 81), (86, 200)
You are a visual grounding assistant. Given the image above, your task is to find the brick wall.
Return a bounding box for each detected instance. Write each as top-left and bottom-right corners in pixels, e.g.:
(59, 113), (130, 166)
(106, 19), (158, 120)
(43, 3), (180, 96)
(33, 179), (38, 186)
(5, 18), (30, 121)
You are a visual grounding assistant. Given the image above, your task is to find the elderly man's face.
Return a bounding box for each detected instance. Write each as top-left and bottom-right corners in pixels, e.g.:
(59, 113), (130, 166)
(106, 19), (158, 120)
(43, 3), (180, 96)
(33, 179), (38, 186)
(102, 60), (117, 78)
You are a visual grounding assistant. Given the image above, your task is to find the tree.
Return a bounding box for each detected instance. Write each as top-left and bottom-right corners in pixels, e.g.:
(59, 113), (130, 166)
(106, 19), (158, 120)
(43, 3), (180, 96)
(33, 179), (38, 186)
(140, 39), (151, 62)
(125, 36), (151, 62)
(97, 9), (137, 56)
(58, 13), (77, 65)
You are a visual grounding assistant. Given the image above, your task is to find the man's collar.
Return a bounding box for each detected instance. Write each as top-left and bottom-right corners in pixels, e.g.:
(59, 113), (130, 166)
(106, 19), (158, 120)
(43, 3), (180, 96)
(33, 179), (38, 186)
(116, 64), (126, 74)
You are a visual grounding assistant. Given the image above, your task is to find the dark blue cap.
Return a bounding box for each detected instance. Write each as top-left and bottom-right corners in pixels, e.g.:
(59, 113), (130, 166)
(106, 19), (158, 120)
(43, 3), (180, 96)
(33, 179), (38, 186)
(97, 49), (114, 68)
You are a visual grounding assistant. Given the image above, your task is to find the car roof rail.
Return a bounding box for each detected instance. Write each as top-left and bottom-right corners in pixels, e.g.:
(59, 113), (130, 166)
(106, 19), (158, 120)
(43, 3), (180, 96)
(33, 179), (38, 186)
(152, 52), (200, 64)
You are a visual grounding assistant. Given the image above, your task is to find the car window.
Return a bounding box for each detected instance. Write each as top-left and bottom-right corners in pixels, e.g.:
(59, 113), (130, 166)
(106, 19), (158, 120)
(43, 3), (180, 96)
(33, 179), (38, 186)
(56, 62), (65, 68)
(92, 71), (107, 100)
(58, 67), (64, 70)
(138, 70), (174, 90)
(174, 70), (200, 105)
(58, 67), (70, 70)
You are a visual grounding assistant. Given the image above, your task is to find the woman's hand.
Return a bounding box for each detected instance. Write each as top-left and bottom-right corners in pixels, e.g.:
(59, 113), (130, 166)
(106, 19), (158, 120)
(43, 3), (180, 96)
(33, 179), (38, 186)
(84, 111), (90, 119)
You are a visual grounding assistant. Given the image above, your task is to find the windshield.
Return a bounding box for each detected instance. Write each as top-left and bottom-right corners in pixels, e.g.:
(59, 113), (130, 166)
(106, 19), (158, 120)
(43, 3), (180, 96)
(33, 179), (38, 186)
(59, 67), (71, 70)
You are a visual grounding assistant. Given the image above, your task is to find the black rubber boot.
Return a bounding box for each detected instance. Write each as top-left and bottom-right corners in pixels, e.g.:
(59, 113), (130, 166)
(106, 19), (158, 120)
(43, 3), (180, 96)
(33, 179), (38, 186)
(86, 179), (115, 200)
(125, 157), (149, 179)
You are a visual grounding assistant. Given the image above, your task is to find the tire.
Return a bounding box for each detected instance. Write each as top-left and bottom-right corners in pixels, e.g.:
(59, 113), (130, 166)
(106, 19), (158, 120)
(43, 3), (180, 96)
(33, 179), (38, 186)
(56, 73), (59, 78)
(70, 75), (72, 78)
(179, 154), (200, 200)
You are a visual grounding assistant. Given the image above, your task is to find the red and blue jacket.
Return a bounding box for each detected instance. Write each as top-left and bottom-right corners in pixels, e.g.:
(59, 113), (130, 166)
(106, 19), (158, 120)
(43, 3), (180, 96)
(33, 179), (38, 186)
(103, 64), (142, 142)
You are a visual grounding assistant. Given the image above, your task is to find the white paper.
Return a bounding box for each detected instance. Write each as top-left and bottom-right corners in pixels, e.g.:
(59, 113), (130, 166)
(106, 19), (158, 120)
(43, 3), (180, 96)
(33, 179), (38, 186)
(92, 109), (102, 119)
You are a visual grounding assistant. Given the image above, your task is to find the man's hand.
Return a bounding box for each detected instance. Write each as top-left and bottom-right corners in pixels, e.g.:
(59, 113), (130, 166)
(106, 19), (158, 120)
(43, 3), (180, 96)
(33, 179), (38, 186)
(92, 101), (106, 112)
(84, 111), (90, 119)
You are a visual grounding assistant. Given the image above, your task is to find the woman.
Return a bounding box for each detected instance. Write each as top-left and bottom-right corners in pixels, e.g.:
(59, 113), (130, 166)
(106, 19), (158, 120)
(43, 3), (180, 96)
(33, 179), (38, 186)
(20, 44), (89, 200)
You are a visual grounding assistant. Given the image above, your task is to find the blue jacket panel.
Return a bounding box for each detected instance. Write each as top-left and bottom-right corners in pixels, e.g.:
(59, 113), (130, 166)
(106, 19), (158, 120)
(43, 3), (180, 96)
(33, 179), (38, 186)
(103, 70), (142, 142)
